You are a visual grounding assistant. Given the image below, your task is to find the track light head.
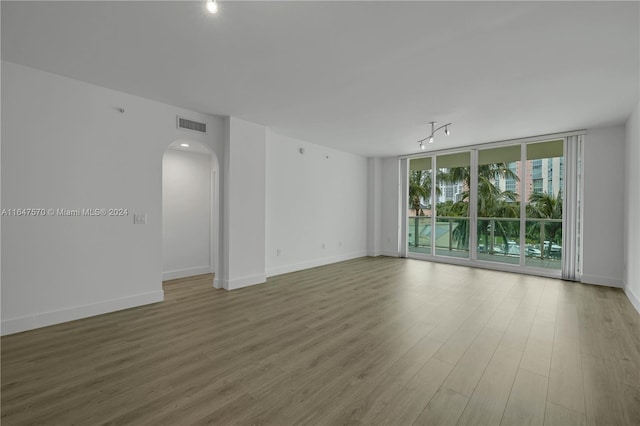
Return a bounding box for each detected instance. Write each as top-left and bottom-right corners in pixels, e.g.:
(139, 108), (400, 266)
(416, 121), (452, 150)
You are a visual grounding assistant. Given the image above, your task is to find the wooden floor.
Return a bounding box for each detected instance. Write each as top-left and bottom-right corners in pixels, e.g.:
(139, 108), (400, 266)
(2, 257), (640, 426)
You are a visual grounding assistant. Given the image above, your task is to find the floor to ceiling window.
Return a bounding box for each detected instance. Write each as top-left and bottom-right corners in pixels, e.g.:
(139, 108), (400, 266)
(524, 140), (564, 270)
(408, 157), (433, 255)
(404, 134), (579, 279)
(435, 152), (470, 259)
(476, 145), (522, 265)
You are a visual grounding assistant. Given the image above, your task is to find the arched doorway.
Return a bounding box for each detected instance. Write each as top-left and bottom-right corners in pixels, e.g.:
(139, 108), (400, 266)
(162, 139), (220, 285)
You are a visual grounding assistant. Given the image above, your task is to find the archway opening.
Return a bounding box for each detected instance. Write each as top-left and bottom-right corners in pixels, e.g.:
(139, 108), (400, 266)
(161, 139), (220, 287)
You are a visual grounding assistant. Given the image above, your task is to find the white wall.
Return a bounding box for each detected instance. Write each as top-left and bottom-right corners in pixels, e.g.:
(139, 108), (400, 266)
(162, 149), (212, 280)
(1, 62), (224, 335)
(624, 101), (640, 312)
(581, 124), (626, 287)
(380, 157), (401, 257)
(0, 8), (3, 327)
(265, 130), (368, 276)
(367, 157), (382, 256)
(219, 117), (266, 289)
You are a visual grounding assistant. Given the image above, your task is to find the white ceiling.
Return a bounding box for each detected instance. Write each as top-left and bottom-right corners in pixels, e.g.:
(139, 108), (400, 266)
(2, 1), (638, 157)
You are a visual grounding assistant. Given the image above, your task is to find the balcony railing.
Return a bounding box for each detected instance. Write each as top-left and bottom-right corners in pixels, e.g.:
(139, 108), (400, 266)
(408, 216), (562, 269)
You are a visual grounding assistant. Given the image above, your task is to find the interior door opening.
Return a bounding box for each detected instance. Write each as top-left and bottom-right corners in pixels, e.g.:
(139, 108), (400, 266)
(162, 140), (219, 284)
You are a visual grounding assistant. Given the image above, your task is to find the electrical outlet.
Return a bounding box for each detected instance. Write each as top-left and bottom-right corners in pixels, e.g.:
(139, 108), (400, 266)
(276, 248), (281, 256)
(133, 214), (147, 225)
(322, 243), (325, 249)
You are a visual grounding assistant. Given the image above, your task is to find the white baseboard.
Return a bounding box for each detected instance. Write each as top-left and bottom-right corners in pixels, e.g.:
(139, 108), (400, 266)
(381, 250), (400, 257)
(580, 274), (623, 288)
(266, 251), (367, 278)
(221, 273), (267, 290)
(623, 284), (640, 314)
(1, 290), (164, 336)
(213, 277), (222, 289)
(162, 266), (211, 281)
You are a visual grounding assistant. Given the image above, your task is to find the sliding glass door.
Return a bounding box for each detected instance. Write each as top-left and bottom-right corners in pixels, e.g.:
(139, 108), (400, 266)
(476, 145), (522, 265)
(524, 140), (564, 270)
(408, 157), (433, 255)
(404, 135), (579, 279)
(435, 152), (470, 259)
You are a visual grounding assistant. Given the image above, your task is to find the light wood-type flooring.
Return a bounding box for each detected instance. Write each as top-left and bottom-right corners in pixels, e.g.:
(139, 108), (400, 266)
(2, 257), (640, 425)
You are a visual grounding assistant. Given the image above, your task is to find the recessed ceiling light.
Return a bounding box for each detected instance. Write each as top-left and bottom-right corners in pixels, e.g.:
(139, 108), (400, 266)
(206, 0), (219, 14)
(180, 143), (190, 147)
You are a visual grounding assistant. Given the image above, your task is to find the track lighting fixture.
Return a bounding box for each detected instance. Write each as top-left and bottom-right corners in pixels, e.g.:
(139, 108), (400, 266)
(417, 121), (452, 149)
(206, 0), (219, 14)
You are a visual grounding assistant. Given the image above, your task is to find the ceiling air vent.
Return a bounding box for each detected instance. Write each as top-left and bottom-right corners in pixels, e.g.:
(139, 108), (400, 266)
(177, 116), (207, 134)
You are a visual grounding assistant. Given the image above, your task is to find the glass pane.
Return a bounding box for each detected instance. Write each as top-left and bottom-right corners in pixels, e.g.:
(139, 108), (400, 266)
(477, 218), (521, 264)
(525, 140), (563, 270)
(525, 220), (562, 269)
(408, 216), (432, 254)
(435, 152), (470, 258)
(476, 145), (522, 264)
(408, 157), (432, 255)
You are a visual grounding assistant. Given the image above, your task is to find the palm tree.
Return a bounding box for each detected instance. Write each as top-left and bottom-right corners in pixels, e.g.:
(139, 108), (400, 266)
(527, 191), (562, 219)
(409, 170), (446, 248)
(408, 170), (430, 216)
(443, 163), (520, 251)
(408, 170), (432, 248)
(526, 191), (563, 258)
(445, 163), (519, 196)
